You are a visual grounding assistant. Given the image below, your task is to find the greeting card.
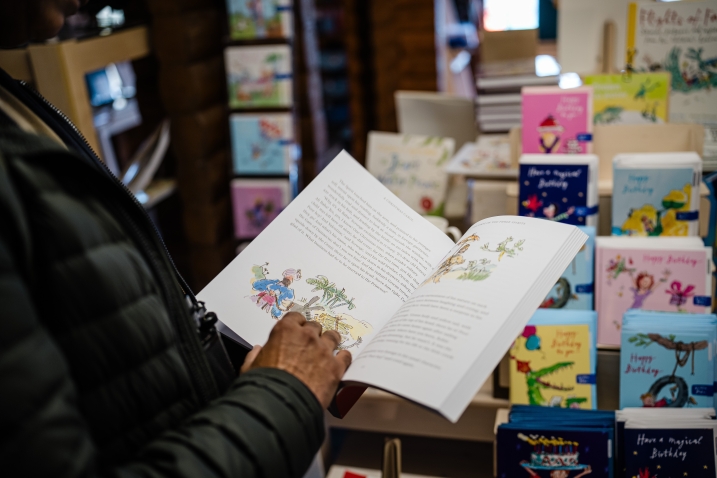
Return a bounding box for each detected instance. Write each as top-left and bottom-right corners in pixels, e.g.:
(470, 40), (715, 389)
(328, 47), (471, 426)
(510, 310), (598, 409)
(540, 226), (595, 311)
(230, 113), (294, 175)
(595, 237), (712, 346)
(225, 45), (292, 109)
(612, 153), (702, 237)
(620, 311), (717, 409)
(366, 132), (455, 215)
(522, 86), (593, 154)
(231, 179), (291, 239)
(226, 0), (292, 40)
(584, 73), (670, 125)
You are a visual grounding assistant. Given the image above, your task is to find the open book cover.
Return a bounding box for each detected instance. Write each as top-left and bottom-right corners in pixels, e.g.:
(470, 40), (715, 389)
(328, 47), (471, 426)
(612, 153), (702, 237)
(518, 154), (599, 227)
(620, 311), (717, 410)
(199, 151), (587, 422)
(540, 226), (595, 311)
(509, 309), (598, 410)
(584, 73), (670, 125)
(521, 86), (593, 154)
(595, 237), (713, 347)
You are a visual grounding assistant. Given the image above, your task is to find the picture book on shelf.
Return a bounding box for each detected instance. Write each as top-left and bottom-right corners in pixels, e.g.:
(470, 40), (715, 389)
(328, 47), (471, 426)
(509, 309), (598, 409)
(497, 407), (615, 478)
(199, 151), (588, 422)
(518, 154), (599, 227)
(230, 113), (294, 175)
(225, 0), (292, 40)
(584, 73), (670, 125)
(521, 86), (593, 154)
(623, 418), (717, 477)
(231, 179), (291, 239)
(612, 153), (702, 237)
(225, 45), (292, 109)
(540, 226), (595, 311)
(627, 1), (717, 126)
(595, 237), (712, 347)
(620, 311), (717, 410)
(366, 132), (455, 216)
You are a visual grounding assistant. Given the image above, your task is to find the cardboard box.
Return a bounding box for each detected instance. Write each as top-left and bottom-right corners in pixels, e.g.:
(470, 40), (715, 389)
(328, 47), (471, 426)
(509, 123), (705, 181)
(479, 29), (538, 63)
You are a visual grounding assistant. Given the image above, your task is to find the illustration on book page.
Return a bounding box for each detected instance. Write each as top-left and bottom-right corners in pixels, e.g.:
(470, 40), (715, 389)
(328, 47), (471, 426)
(420, 234), (526, 286)
(248, 263), (373, 350)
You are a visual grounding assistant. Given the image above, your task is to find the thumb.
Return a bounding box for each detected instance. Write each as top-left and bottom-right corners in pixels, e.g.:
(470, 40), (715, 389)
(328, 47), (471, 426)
(240, 345), (263, 375)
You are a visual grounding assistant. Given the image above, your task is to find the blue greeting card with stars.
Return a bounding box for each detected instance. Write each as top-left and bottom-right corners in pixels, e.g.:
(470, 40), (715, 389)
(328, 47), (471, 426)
(624, 426), (717, 477)
(519, 154), (599, 227)
(497, 424), (613, 478)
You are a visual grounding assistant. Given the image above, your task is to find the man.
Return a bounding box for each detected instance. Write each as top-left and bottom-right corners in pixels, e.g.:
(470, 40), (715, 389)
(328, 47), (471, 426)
(0, 1), (351, 476)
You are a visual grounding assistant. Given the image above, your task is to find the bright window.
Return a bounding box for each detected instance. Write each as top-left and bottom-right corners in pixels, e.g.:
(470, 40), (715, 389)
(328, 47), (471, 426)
(483, 0), (539, 31)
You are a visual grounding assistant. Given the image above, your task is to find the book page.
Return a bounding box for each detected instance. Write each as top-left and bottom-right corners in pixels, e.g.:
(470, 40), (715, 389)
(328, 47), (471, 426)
(198, 151), (454, 354)
(343, 217), (585, 418)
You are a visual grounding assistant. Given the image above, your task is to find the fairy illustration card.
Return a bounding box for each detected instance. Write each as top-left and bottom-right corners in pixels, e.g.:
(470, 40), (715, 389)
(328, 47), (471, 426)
(230, 113), (294, 175)
(510, 310), (598, 409)
(594, 237), (712, 347)
(522, 86), (593, 154)
(231, 179), (291, 239)
(497, 425), (613, 478)
(225, 45), (292, 109)
(226, 0), (292, 40)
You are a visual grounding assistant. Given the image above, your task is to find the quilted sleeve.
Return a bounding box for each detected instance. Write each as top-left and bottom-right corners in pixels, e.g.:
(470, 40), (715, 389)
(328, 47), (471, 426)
(0, 159), (324, 477)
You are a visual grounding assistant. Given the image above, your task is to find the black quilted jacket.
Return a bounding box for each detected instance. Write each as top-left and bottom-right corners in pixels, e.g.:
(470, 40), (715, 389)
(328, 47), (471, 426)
(0, 69), (324, 477)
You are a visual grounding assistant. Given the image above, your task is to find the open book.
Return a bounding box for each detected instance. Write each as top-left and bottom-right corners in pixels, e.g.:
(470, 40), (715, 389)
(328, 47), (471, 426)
(199, 151), (587, 422)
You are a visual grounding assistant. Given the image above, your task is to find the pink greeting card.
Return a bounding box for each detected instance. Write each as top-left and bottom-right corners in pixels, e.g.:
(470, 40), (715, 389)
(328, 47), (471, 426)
(595, 239), (712, 346)
(521, 86), (593, 154)
(231, 179), (291, 239)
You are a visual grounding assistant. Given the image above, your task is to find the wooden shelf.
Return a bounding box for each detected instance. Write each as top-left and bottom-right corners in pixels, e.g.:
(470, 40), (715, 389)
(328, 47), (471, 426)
(0, 26), (151, 159)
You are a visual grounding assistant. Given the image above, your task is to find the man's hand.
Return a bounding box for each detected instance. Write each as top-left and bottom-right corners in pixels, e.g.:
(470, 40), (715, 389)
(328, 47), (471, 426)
(240, 312), (352, 408)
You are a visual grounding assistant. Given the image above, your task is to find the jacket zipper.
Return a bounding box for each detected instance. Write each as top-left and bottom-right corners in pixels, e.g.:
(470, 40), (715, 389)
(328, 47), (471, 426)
(18, 81), (219, 404)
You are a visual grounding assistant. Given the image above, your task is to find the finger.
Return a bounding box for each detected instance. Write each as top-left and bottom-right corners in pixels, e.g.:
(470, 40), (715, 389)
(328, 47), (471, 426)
(321, 330), (342, 349)
(304, 320), (323, 336)
(335, 350), (352, 373)
(281, 311), (307, 326)
(240, 345), (263, 374)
